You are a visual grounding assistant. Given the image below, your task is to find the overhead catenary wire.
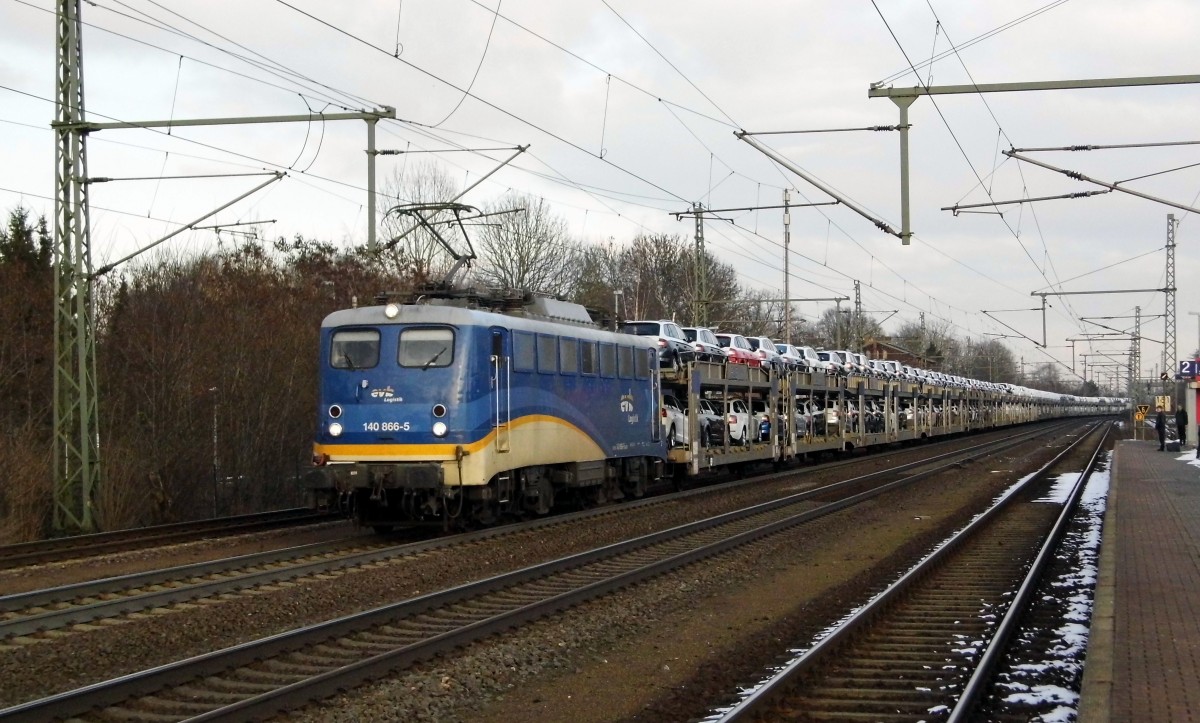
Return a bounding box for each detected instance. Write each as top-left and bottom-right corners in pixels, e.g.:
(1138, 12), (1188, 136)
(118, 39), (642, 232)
(0, 83), (380, 204)
(55, 0), (375, 111)
(271, 0), (691, 205)
(427, 0), (789, 197)
(429, 0), (502, 128)
(8, 0), (353, 111)
(39, 0), (1003, 343)
(13, 1), (1172, 381)
(873, 0), (1073, 86)
(0, 82), (1041, 360)
(737, 128), (998, 310)
(738, 147), (1006, 335)
(870, 1), (1098, 360)
(600, 0), (741, 128)
(462, 0), (736, 130)
(911, 1), (1185, 347)
(147, 53), (185, 218)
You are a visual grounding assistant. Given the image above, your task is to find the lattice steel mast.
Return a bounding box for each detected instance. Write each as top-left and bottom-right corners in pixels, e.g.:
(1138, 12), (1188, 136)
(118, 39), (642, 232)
(1163, 214), (1176, 394)
(1131, 306), (1141, 399)
(52, 0), (99, 533)
(49, 0), (393, 532)
(693, 202), (707, 326)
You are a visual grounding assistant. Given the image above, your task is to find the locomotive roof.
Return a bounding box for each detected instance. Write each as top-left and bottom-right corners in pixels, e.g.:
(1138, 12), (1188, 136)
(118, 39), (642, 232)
(321, 302), (656, 347)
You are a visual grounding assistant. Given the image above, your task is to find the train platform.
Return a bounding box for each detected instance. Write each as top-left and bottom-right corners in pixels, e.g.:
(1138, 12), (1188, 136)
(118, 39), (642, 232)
(1080, 438), (1200, 723)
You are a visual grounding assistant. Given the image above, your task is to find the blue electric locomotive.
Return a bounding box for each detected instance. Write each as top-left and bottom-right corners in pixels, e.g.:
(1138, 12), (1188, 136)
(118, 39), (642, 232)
(310, 290), (668, 529)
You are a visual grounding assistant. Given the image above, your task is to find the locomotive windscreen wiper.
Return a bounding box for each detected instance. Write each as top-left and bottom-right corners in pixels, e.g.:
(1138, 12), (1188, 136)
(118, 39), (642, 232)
(421, 346), (448, 370)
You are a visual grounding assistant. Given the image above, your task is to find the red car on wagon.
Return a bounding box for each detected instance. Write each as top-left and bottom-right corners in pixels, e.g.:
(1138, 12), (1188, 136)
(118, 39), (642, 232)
(714, 333), (761, 367)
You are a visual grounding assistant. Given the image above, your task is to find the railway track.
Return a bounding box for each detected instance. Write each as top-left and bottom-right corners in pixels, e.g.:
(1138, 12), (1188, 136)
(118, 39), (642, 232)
(0, 421), (1075, 647)
(0, 420), (1090, 722)
(0, 422), (1046, 577)
(712, 420), (1111, 722)
(0, 508), (340, 569)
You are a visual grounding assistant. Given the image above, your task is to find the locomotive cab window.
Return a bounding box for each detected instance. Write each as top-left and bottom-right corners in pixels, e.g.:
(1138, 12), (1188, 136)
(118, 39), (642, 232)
(330, 329), (380, 370)
(398, 327), (455, 369)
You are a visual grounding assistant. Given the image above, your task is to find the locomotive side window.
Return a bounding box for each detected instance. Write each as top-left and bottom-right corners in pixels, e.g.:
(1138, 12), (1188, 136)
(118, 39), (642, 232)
(398, 327), (455, 369)
(537, 334), (557, 373)
(513, 331), (536, 372)
(330, 329), (380, 370)
(599, 343), (616, 378)
(635, 348), (650, 379)
(617, 345), (633, 378)
(580, 341), (597, 375)
(559, 338), (578, 374)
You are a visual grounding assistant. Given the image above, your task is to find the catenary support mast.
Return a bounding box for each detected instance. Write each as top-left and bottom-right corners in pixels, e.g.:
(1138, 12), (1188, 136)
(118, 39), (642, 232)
(869, 74), (1200, 243)
(854, 280), (863, 351)
(783, 190), (791, 344)
(49, 0), (394, 532)
(53, 0), (98, 533)
(1163, 214), (1176, 395)
(693, 202), (707, 326)
(1131, 306), (1141, 399)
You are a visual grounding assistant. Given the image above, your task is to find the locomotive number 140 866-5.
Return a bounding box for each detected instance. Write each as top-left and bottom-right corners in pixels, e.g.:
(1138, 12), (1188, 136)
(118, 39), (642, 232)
(363, 421), (411, 432)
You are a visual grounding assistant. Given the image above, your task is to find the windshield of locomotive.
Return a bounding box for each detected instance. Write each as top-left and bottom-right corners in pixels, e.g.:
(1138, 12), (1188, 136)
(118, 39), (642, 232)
(330, 329), (380, 370)
(398, 327), (455, 369)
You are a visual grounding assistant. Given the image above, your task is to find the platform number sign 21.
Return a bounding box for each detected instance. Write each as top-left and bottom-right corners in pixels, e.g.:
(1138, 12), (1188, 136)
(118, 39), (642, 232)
(1181, 359), (1199, 378)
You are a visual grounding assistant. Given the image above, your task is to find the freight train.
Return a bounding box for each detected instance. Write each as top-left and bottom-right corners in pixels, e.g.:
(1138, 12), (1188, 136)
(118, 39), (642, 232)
(307, 288), (1126, 530)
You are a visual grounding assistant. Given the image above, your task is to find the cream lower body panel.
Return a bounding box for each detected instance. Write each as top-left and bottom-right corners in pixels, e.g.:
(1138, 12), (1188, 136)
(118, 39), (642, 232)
(444, 418), (608, 486)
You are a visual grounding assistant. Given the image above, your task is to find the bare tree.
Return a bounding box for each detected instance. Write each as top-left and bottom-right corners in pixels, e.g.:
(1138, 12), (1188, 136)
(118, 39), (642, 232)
(472, 192), (580, 295)
(693, 253), (740, 329)
(893, 317), (957, 368)
(377, 161), (462, 284)
(615, 233), (740, 325)
(619, 234), (692, 322)
(812, 306), (869, 350)
(959, 338), (1018, 383)
(715, 289), (785, 338)
(1029, 361), (1065, 393)
(572, 240), (626, 316)
(570, 236), (740, 326)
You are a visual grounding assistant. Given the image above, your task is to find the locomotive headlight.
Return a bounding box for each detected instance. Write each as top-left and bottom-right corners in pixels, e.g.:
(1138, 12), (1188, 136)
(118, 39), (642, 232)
(384, 303), (400, 319)
(328, 422), (344, 437)
(432, 421), (448, 438)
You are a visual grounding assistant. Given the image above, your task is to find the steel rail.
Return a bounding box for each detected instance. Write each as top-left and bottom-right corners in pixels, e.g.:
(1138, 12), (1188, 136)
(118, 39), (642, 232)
(946, 423), (1113, 721)
(714, 420), (1108, 721)
(0, 421), (1084, 721)
(0, 508), (336, 569)
(0, 422), (1069, 641)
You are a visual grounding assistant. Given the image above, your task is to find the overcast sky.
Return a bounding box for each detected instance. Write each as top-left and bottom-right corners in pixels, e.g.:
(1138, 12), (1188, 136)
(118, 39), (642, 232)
(2, 0), (1198, 389)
